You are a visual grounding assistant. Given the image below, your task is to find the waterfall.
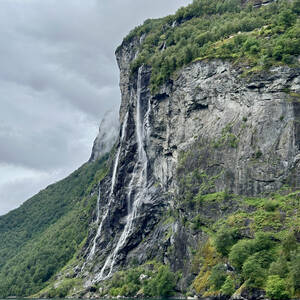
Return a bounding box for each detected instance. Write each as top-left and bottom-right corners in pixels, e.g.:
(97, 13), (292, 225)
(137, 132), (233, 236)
(94, 66), (151, 282)
(87, 185), (102, 260)
(84, 112), (128, 264)
(110, 112), (128, 196)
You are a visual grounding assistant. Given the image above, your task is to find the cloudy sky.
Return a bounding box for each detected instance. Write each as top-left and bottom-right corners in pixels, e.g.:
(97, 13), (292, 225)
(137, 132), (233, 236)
(0, 0), (192, 216)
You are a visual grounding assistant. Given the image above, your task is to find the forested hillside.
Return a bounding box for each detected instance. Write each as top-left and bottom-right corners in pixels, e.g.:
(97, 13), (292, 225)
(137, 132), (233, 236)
(0, 155), (108, 297)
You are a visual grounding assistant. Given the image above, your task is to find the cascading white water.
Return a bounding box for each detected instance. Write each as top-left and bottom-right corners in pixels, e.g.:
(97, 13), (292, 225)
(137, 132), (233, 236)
(84, 113), (129, 263)
(94, 66), (151, 282)
(87, 185), (101, 260)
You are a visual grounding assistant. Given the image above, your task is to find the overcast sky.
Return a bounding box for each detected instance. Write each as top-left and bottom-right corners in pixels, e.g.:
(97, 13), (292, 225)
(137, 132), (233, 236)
(0, 0), (192, 216)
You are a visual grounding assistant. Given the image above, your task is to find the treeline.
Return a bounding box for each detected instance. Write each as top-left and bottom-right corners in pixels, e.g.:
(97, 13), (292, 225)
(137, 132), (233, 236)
(123, 0), (300, 93)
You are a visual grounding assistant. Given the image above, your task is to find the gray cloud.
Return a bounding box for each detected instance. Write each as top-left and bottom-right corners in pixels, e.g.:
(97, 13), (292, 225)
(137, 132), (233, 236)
(0, 0), (192, 215)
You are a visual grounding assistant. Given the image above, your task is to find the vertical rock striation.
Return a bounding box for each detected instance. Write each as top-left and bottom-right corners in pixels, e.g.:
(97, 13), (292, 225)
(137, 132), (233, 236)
(81, 36), (300, 286)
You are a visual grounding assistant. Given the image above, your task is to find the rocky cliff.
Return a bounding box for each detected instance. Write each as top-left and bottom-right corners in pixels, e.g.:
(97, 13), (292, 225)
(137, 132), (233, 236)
(75, 32), (300, 294)
(0, 1), (299, 298)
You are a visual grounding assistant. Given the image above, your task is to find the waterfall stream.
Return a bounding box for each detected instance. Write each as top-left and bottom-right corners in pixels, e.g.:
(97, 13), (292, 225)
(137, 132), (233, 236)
(94, 66), (151, 282)
(85, 112), (128, 263)
(87, 185), (101, 260)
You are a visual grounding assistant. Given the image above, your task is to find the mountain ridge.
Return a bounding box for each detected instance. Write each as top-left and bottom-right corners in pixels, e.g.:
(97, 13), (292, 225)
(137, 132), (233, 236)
(0, 0), (299, 298)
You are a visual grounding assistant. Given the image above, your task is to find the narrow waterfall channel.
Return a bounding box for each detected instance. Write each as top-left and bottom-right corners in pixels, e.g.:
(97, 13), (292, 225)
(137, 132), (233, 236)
(87, 185), (101, 260)
(85, 112), (129, 264)
(95, 66), (151, 282)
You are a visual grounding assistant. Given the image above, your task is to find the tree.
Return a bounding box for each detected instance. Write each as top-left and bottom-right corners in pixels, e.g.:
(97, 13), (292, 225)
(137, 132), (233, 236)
(229, 239), (254, 270)
(266, 275), (289, 299)
(290, 253), (300, 293)
(144, 265), (176, 297)
(242, 255), (266, 288)
(209, 263), (227, 290)
(281, 231), (297, 258)
(221, 276), (236, 296)
(215, 226), (239, 256)
(269, 257), (288, 278)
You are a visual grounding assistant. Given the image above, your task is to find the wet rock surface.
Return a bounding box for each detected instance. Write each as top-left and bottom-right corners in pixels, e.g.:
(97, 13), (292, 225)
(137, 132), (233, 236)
(78, 36), (300, 296)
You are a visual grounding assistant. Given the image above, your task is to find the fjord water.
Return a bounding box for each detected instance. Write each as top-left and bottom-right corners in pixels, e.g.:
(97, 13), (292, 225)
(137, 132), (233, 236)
(0, 298), (182, 300)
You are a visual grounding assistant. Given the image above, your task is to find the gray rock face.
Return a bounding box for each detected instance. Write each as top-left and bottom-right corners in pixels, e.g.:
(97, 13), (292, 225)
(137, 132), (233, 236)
(81, 37), (300, 287)
(89, 110), (119, 162)
(148, 61), (300, 195)
(117, 40), (300, 196)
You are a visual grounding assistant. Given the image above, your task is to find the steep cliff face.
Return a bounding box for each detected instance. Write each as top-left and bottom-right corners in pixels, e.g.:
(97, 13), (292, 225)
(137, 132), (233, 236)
(117, 40), (300, 196)
(78, 35), (300, 291)
(1, 1), (299, 298)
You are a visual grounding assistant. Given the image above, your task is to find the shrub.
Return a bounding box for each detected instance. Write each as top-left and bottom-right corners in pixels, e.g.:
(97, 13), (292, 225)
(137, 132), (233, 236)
(209, 263), (227, 290)
(281, 231), (298, 258)
(290, 253), (300, 293)
(215, 226), (240, 256)
(269, 257), (289, 278)
(221, 276), (236, 296)
(229, 239), (254, 270)
(266, 275), (289, 299)
(144, 265), (176, 297)
(249, 250), (275, 269)
(255, 150), (263, 159)
(242, 255), (266, 288)
(263, 199), (279, 212)
(252, 232), (275, 252)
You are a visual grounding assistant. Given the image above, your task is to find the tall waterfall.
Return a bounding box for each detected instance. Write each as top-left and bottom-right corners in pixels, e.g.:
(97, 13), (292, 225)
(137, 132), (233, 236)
(85, 112), (129, 263)
(94, 66), (151, 282)
(87, 185), (101, 260)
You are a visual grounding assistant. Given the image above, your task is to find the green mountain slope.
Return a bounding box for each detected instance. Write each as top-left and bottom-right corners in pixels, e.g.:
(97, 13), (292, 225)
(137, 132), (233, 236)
(0, 155), (108, 297)
(123, 0), (300, 93)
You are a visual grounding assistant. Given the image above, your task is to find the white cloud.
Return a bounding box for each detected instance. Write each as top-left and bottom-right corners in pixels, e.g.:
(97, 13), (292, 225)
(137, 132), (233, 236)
(0, 0), (192, 215)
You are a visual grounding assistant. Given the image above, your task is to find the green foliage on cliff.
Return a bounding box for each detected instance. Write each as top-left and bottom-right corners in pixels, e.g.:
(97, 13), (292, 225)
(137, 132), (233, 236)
(266, 275), (290, 299)
(122, 0), (300, 93)
(104, 263), (177, 298)
(144, 265), (177, 297)
(191, 191), (300, 299)
(0, 155), (109, 298)
(176, 134), (300, 299)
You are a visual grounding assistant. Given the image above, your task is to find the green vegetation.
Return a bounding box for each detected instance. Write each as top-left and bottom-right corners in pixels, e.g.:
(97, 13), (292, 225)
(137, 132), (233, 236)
(105, 263), (178, 298)
(0, 155), (109, 297)
(221, 276), (236, 296)
(144, 265), (177, 297)
(191, 191), (300, 299)
(266, 275), (290, 299)
(121, 0), (300, 93)
(209, 263), (227, 289)
(175, 130), (299, 299)
(47, 278), (83, 298)
(0, 1), (299, 298)
(215, 226), (240, 256)
(213, 123), (239, 149)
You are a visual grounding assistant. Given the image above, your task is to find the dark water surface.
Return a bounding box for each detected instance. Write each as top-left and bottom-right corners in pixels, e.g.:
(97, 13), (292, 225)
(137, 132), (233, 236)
(0, 297), (183, 300)
(0, 298), (179, 300)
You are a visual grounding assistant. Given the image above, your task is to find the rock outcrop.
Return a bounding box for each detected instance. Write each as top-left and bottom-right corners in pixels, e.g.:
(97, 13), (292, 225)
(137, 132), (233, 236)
(81, 35), (300, 291)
